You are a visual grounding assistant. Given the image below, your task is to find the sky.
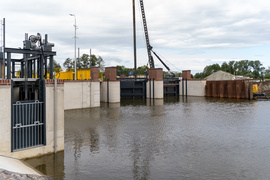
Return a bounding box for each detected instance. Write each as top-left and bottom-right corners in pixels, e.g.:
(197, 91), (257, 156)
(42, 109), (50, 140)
(1, 0), (270, 74)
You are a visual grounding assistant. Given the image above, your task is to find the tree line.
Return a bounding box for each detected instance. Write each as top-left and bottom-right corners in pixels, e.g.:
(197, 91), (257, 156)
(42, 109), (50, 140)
(194, 60), (267, 79)
(52, 54), (105, 73)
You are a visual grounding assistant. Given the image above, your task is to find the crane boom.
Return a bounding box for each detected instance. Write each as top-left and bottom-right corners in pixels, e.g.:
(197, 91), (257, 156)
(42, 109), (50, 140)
(151, 50), (171, 72)
(139, 0), (172, 74)
(139, 0), (154, 68)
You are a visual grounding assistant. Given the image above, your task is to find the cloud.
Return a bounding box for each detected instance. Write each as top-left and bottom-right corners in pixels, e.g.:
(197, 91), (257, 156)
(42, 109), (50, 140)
(1, 0), (270, 73)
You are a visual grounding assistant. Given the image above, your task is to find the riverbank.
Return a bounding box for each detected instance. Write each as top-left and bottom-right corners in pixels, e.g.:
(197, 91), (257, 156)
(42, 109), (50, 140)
(0, 156), (50, 179)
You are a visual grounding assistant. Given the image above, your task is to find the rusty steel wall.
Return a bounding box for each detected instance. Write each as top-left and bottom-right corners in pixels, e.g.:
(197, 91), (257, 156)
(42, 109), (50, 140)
(206, 80), (253, 99)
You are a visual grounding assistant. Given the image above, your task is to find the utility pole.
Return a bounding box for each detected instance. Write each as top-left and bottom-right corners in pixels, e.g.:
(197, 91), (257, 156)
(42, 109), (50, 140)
(89, 49), (92, 67)
(133, 0), (137, 79)
(0, 18), (5, 79)
(69, 14), (77, 80)
(78, 47), (80, 69)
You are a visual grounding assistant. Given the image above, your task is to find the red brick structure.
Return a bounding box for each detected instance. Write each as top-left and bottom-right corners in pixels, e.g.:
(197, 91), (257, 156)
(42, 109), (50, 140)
(45, 79), (64, 85)
(105, 67), (117, 81)
(182, 70), (191, 80)
(0, 79), (11, 86)
(149, 68), (163, 81)
(90, 67), (100, 82)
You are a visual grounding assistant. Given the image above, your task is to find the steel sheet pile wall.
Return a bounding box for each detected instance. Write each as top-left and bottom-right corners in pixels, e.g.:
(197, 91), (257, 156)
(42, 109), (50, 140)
(206, 80), (253, 99)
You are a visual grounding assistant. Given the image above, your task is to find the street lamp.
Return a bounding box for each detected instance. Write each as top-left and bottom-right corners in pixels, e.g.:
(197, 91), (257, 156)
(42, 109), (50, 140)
(69, 14), (77, 80)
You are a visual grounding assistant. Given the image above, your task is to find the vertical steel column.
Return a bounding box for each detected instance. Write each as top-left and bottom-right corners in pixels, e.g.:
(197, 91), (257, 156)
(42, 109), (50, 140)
(40, 54), (44, 79)
(2, 18), (5, 79)
(28, 58), (32, 78)
(44, 57), (47, 79)
(33, 59), (36, 78)
(133, 0), (137, 79)
(107, 79), (109, 103)
(153, 78), (155, 99)
(49, 55), (53, 79)
(12, 61), (15, 78)
(20, 61), (24, 78)
(182, 79), (184, 96)
(149, 79), (151, 99)
(7, 52), (11, 79)
(37, 57), (40, 79)
(185, 78), (187, 97)
(54, 79), (57, 153)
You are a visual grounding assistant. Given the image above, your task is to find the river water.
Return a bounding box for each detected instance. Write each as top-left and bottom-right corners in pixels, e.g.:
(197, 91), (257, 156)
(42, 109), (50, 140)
(25, 97), (270, 180)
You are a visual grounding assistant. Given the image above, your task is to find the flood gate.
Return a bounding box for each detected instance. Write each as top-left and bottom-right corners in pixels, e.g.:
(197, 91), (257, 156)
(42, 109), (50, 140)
(163, 78), (180, 96)
(11, 79), (46, 151)
(12, 100), (45, 151)
(119, 78), (147, 98)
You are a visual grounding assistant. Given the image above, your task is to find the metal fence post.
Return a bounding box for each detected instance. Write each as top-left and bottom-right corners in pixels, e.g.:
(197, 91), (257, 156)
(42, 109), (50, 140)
(54, 79), (57, 153)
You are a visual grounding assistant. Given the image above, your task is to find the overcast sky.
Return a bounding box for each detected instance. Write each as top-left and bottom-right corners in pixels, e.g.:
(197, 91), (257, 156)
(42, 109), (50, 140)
(1, 0), (270, 74)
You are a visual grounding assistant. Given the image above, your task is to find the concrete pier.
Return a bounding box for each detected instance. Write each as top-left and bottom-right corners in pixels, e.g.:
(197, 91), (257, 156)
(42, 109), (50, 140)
(147, 68), (163, 99)
(101, 67), (120, 103)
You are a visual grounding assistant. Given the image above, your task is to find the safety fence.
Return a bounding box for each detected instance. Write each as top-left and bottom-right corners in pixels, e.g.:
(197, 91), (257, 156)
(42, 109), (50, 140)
(11, 100), (46, 151)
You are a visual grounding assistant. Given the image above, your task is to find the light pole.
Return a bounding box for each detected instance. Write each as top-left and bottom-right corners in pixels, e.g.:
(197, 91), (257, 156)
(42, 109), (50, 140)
(69, 14), (77, 80)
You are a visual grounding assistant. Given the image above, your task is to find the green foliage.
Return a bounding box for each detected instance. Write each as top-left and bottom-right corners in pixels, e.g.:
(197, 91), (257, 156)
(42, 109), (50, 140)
(193, 60), (266, 79)
(52, 60), (62, 73)
(48, 60), (62, 73)
(63, 58), (73, 71)
(116, 65), (133, 76)
(63, 54), (105, 72)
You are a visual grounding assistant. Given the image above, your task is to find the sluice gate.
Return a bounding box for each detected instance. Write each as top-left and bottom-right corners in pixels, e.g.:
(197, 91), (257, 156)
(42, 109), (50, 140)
(119, 78), (147, 98)
(163, 78), (180, 96)
(1, 32), (56, 152)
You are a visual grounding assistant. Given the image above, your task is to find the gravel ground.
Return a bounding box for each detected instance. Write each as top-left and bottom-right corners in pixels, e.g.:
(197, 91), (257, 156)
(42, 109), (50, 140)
(0, 169), (52, 180)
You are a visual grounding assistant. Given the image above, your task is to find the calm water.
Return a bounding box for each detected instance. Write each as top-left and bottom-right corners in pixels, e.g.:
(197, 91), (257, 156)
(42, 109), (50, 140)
(25, 97), (270, 180)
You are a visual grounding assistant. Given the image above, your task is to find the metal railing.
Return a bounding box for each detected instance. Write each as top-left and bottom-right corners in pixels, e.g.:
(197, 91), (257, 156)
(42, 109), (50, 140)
(11, 100), (45, 151)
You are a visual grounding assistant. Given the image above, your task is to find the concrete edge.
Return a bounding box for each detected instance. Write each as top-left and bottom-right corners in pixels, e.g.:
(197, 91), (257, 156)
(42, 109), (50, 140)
(0, 155), (43, 176)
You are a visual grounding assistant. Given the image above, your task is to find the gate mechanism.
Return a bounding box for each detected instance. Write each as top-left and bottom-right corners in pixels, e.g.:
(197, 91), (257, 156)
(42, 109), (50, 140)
(0, 31), (56, 151)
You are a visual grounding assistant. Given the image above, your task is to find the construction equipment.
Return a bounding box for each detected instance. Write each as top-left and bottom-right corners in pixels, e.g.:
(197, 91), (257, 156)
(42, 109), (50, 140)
(139, 0), (173, 74)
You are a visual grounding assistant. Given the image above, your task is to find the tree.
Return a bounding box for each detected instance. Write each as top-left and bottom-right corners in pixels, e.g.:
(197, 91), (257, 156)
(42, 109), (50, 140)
(202, 63), (221, 78)
(137, 65), (148, 75)
(96, 56), (105, 71)
(80, 54), (90, 68)
(194, 60), (266, 79)
(63, 54), (105, 71)
(48, 60), (62, 73)
(193, 72), (204, 79)
(63, 58), (74, 71)
(52, 60), (62, 73)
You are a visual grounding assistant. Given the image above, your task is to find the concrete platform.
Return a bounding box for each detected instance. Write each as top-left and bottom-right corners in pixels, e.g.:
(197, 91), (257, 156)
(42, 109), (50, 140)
(0, 155), (41, 176)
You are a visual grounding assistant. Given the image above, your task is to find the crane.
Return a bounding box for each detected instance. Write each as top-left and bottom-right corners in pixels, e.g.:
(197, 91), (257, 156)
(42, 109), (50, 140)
(139, 0), (172, 74)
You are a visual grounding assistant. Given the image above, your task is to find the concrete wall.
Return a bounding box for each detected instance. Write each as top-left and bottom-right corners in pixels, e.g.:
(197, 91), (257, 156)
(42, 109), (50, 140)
(0, 79), (65, 159)
(0, 80), (12, 155)
(45, 79), (65, 154)
(64, 81), (100, 110)
(180, 80), (206, 96)
(146, 81), (163, 99)
(100, 81), (120, 103)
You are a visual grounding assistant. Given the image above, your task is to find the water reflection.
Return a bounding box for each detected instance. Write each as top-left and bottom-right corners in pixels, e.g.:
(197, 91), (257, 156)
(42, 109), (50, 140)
(25, 151), (64, 179)
(25, 97), (270, 180)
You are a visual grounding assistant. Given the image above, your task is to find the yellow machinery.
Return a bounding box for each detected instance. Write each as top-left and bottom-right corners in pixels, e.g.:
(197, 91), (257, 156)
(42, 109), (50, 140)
(54, 69), (103, 80)
(253, 84), (258, 93)
(25, 69), (103, 80)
